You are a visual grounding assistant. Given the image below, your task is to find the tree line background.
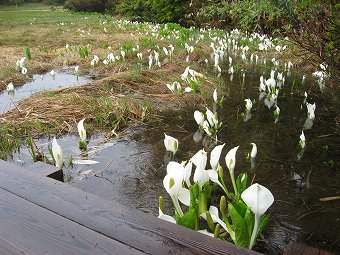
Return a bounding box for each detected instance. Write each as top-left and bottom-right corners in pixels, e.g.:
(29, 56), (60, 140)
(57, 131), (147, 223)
(0, 0), (338, 73)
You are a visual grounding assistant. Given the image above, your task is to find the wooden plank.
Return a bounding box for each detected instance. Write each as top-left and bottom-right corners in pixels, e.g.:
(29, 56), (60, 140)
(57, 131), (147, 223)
(25, 161), (63, 181)
(0, 187), (146, 255)
(283, 241), (335, 255)
(0, 160), (260, 255)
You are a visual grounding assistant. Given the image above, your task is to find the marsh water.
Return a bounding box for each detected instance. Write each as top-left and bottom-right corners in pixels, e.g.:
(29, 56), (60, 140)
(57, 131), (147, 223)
(8, 67), (340, 254)
(0, 67), (91, 113)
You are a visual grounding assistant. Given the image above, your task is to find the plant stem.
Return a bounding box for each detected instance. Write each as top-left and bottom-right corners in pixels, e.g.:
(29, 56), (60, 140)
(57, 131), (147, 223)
(230, 173), (238, 198)
(171, 196), (183, 217)
(249, 215), (260, 249)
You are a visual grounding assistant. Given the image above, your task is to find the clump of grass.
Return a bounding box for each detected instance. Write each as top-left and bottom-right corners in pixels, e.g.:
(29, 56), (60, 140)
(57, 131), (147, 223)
(0, 82), (148, 135)
(0, 124), (22, 160)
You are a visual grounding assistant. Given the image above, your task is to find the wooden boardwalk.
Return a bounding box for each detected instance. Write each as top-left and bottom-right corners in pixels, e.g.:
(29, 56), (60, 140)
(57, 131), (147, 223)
(0, 160), (259, 255)
(0, 160), (335, 255)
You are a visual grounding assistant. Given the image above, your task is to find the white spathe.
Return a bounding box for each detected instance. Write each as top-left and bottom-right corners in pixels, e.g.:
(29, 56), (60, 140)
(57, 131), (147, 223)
(77, 119), (87, 142)
(6, 82), (14, 92)
(194, 167), (210, 188)
(191, 149), (207, 170)
(201, 206), (229, 234)
(163, 161), (190, 216)
(21, 67), (27, 75)
(197, 229), (214, 238)
(210, 143), (225, 171)
(206, 107), (218, 128)
(202, 120), (212, 136)
(306, 102), (316, 120)
(241, 183), (274, 216)
(250, 143), (257, 158)
(164, 134), (179, 154)
(52, 138), (63, 169)
(213, 89), (218, 103)
(245, 99), (253, 111)
(299, 131), (306, 149)
(158, 207), (176, 224)
(194, 110), (204, 126)
(241, 183), (274, 249)
(225, 146), (239, 175)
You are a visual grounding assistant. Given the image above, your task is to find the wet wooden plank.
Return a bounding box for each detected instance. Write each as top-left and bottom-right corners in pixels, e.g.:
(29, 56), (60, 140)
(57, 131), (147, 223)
(283, 241), (335, 255)
(0, 160), (260, 255)
(25, 161), (64, 181)
(0, 187), (146, 255)
(25, 161), (58, 176)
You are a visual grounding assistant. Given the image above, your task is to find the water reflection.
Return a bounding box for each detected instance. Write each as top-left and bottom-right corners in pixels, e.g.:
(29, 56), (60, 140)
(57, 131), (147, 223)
(0, 67), (91, 114)
(7, 66), (340, 254)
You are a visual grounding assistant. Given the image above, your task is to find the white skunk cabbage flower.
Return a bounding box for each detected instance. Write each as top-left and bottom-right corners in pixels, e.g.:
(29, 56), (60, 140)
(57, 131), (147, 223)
(6, 82), (14, 92)
(201, 206), (229, 234)
(16, 57), (26, 69)
(52, 138), (63, 169)
(245, 99), (253, 111)
(206, 107), (218, 128)
(202, 121), (212, 136)
(166, 81), (181, 93)
(77, 119), (87, 142)
(210, 143), (225, 171)
(192, 149), (207, 170)
(194, 110), (204, 126)
(225, 146), (239, 195)
(250, 143), (257, 158)
(164, 134), (178, 154)
(184, 87), (193, 93)
(158, 207), (176, 224)
(225, 146), (239, 176)
(181, 66), (190, 80)
(277, 72), (283, 81)
(241, 183), (274, 249)
(163, 47), (169, 56)
(213, 89), (218, 103)
(299, 131), (306, 149)
(197, 229), (214, 238)
(192, 149), (210, 187)
(306, 102), (316, 120)
(163, 162), (190, 216)
(21, 67), (27, 75)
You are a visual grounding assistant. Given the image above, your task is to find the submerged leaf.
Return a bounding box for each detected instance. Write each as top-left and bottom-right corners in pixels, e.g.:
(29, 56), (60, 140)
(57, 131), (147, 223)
(72, 159), (100, 165)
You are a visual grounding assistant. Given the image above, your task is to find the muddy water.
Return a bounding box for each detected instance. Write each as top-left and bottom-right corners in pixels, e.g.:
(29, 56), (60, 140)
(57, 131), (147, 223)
(10, 68), (340, 254)
(0, 68), (91, 114)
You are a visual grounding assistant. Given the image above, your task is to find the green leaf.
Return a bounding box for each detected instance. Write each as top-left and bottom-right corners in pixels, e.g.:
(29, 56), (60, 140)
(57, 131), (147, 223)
(24, 47), (31, 61)
(196, 182), (212, 215)
(177, 207), (198, 230)
(236, 173), (248, 195)
(257, 214), (270, 238)
(233, 200), (248, 218)
(189, 183), (199, 209)
(228, 203), (249, 248)
(244, 208), (254, 239)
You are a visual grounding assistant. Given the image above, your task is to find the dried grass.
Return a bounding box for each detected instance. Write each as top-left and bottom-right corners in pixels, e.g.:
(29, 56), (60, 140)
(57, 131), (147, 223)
(0, 82), (145, 135)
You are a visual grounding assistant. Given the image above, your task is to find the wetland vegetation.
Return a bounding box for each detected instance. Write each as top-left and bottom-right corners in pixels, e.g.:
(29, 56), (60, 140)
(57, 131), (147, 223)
(0, 1), (339, 254)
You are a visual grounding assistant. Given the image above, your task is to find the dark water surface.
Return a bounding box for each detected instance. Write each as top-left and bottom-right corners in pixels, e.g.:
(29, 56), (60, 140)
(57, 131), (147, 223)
(10, 68), (340, 254)
(0, 67), (91, 114)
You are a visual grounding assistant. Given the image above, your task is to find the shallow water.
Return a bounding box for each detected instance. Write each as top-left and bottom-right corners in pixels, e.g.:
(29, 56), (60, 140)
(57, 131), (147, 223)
(9, 67), (340, 254)
(0, 68), (91, 114)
